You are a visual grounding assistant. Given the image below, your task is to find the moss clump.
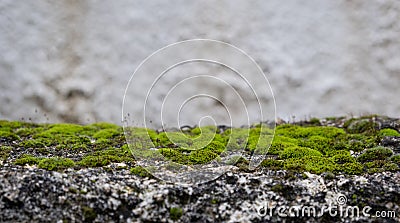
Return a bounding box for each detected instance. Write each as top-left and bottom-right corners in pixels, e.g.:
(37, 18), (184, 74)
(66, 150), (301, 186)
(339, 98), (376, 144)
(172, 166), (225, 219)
(188, 148), (219, 165)
(20, 138), (50, 148)
(92, 128), (121, 139)
(279, 146), (322, 159)
(357, 147), (393, 163)
(0, 120), (24, 130)
(14, 154), (42, 166)
(364, 160), (399, 174)
(0, 146), (12, 162)
(260, 159), (284, 170)
(330, 151), (356, 164)
(344, 117), (378, 134)
(268, 136), (299, 155)
(15, 127), (44, 137)
(130, 166), (153, 178)
(340, 162), (364, 175)
(223, 128), (249, 151)
(275, 125), (345, 139)
(0, 130), (20, 141)
(37, 157), (75, 171)
(390, 155), (400, 165)
(299, 136), (333, 155)
(284, 156), (337, 174)
(82, 205), (97, 222)
(170, 207), (183, 221)
(78, 147), (134, 167)
(378, 128), (400, 137)
(246, 126), (273, 152)
(309, 117), (321, 125)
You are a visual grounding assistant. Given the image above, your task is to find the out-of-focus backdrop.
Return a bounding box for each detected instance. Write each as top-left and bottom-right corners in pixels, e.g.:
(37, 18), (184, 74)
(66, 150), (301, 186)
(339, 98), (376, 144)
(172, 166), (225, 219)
(1, 0), (400, 125)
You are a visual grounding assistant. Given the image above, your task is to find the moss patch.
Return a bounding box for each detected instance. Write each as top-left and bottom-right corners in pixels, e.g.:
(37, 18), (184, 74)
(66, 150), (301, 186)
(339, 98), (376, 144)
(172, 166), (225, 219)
(37, 157), (75, 171)
(170, 207), (183, 221)
(1, 117), (399, 176)
(0, 146), (12, 162)
(82, 205), (97, 222)
(357, 147), (393, 163)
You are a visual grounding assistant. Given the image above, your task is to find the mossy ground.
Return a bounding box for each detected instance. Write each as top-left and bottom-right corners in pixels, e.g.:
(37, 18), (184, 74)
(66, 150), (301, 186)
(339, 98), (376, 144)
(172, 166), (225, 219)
(0, 115), (399, 176)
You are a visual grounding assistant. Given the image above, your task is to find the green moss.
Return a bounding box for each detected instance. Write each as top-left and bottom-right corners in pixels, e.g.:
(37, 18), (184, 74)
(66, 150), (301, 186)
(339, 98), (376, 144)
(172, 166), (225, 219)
(299, 135), (333, 155)
(390, 155), (400, 165)
(130, 166), (153, 178)
(20, 138), (51, 148)
(82, 206), (97, 222)
(78, 147), (134, 167)
(364, 160), (386, 169)
(55, 136), (91, 150)
(331, 151), (356, 164)
(344, 117), (377, 134)
(268, 136), (299, 155)
(190, 126), (218, 135)
(0, 146), (12, 161)
(159, 148), (190, 164)
(211, 198), (219, 204)
(224, 128), (249, 151)
(284, 156), (337, 174)
(335, 134), (378, 152)
(260, 159), (284, 170)
(309, 117), (321, 125)
(0, 130), (20, 141)
(339, 162), (364, 175)
(276, 125), (345, 139)
(279, 146), (322, 159)
(15, 127), (44, 137)
(226, 155), (247, 165)
(14, 154), (42, 166)
(88, 122), (120, 130)
(92, 128), (121, 139)
(378, 129), (400, 137)
(383, 162), (400, 172)
(0, 120), (25, 131)
(246, 126), (273, 152)
(189, 148), (219, 165)
(170, 207), (183, 221)
(357, 146), (393, 163)
(271, 184), (285, 193)
(37, 157), (75, 171)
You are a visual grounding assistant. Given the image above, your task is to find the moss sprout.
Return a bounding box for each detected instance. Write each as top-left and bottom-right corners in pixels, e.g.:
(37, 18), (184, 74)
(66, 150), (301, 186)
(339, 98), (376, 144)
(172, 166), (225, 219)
(170, 207), (183, 221)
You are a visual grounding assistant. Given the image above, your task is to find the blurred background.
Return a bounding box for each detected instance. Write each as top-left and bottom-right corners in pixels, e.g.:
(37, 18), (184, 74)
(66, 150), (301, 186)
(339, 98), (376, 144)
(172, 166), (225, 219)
(1, 0), (399, 125)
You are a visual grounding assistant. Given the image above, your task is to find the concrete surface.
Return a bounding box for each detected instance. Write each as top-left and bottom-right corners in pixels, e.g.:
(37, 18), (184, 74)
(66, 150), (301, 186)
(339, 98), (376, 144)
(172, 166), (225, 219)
(1, 0), (400, 126)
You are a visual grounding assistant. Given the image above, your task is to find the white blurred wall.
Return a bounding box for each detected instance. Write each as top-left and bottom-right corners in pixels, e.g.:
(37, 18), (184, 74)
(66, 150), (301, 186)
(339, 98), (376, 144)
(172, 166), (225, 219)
(1, 0), (400, 125)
